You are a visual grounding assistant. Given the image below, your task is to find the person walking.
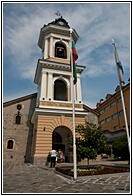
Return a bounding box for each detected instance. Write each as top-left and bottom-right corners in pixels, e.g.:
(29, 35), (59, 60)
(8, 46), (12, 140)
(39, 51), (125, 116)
(50, 149), (56, 168)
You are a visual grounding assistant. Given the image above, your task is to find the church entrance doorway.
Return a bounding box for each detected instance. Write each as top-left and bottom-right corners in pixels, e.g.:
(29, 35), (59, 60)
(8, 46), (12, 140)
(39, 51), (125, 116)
(52, 132), (65, 151)
(52, 126), (72, 162)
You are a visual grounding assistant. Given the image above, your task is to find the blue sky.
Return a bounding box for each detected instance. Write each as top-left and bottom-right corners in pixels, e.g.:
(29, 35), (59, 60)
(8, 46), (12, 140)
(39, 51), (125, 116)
(3, 2), (130, 108)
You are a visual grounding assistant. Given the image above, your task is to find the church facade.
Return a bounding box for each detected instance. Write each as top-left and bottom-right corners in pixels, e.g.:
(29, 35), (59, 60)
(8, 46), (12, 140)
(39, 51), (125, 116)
(3, 17), (98, 165)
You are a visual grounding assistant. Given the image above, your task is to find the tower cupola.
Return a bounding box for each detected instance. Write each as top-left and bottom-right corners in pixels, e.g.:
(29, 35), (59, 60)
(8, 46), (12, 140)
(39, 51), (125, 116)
(38, 16), (79, 62)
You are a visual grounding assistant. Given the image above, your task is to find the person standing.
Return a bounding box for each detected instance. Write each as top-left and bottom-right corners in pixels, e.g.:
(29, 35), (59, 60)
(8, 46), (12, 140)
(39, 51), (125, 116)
(50, 149), (56, 168)
(55, 150), (58, 164)
(59, 150), (65, 163)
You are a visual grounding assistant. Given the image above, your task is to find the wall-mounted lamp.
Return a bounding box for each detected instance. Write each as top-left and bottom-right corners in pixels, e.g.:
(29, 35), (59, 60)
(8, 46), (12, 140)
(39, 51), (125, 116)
(43, 127), (46, 131)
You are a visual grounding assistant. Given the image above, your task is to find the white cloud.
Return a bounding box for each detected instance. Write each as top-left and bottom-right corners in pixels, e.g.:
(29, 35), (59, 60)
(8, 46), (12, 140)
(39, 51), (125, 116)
(72, 3), (130, 77)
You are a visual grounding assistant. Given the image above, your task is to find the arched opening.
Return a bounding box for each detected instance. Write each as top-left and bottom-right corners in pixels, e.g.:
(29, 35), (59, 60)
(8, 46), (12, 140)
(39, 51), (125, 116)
(52, 132), (63, 151)
(52, 126), (72, 162)
(15, 115), (21, 124)
(54, 79), (67, 101)
(55, 42), (67, 59)
(7, 139), (14, 149)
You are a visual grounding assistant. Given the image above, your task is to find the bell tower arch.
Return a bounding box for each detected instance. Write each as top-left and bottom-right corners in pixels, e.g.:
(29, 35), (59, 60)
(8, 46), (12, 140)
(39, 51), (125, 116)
(55, 41), (67, 59)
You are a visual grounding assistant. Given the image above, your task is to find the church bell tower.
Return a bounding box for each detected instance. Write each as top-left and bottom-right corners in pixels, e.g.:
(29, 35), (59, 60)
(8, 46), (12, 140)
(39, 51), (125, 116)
(31, 16), (87, 165)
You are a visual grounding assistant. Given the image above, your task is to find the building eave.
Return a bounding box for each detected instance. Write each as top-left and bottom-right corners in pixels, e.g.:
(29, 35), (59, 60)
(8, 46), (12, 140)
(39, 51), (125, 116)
(95, 82), (130, 112)
(102, 128), (126, 133)
(3, 93), (37, 107)
(83, 104), (99, 116)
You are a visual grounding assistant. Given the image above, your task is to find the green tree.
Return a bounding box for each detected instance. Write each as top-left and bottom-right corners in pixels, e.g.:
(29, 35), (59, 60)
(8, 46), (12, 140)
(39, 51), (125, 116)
(68, 122), (108, 165)
(112, 134), (129, 160)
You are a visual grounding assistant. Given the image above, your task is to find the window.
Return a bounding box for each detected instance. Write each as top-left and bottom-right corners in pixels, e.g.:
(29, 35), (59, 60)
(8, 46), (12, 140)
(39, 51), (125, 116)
(112, 113), (118, 119)
(105, 117), (111, 122)
(55, 42), (67, 59)
(54, 79), (67, 101)
(99, 120), (105, 125)
(7, 140), (14, 149)
(17, 104), (22, 110)
(119, 110), (124, 116)
(100, 109), (104, 114)
(104, 105), (110, 111)
(15, 115), (21, 124)
(117, 98), (121, 103)
(110, 101), (116, 107)
(114, 126), (118, 130)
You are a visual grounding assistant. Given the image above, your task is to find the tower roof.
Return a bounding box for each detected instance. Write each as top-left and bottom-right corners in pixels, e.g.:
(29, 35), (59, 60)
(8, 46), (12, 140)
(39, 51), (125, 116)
(47, 16), (70, 28)
(38, 17), (79, 49)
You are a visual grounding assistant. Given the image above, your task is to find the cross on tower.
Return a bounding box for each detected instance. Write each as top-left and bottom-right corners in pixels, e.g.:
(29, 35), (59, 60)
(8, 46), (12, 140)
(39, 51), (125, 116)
(55, 11), (62, 17)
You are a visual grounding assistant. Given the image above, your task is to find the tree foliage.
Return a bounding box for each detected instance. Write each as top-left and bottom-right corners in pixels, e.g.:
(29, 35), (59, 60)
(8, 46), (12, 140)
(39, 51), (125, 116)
(112, 134), (129, 160)
(68, 122), (108, 165)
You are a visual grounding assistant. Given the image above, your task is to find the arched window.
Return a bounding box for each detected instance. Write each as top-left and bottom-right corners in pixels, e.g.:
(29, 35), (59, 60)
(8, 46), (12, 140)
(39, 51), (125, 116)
(54, 80), (67, 101)
(15, 115), (21, 124)
(7, 140), (14, 149)
(55, 42), (67, 59)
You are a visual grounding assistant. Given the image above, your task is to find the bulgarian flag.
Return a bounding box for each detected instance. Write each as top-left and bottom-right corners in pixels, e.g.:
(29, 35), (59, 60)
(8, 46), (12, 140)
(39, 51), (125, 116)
(71, 41), (78, 85)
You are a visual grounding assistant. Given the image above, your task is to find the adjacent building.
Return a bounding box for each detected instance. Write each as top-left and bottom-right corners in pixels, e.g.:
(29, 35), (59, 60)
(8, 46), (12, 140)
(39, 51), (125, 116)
(95, 82), (130, 143)
(3, 93), (37, 163)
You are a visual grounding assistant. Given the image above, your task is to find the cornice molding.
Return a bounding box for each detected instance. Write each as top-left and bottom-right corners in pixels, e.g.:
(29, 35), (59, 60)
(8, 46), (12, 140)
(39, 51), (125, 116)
(38, 25), (79, 49)
(31, 107), (88, 123)
(34, 59), (86, 84)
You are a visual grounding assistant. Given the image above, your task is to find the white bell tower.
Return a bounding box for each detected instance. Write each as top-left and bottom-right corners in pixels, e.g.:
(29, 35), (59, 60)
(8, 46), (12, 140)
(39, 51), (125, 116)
(31, 16), (88, 165)
(34, 16), (85, 106)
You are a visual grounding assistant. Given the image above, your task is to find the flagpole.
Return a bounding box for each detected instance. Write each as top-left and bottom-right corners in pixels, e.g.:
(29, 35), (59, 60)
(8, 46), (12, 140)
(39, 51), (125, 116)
(69, 28), (77, 180)
(112, 39), (130, 154)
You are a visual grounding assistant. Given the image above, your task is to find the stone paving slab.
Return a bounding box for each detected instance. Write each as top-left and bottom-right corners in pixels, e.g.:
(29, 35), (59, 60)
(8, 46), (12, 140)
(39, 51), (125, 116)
(3, 162), (131, 194)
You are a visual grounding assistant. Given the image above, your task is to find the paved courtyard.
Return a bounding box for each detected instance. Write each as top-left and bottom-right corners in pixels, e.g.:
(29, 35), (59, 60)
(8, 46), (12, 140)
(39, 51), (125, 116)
(3, 160), (130, 194)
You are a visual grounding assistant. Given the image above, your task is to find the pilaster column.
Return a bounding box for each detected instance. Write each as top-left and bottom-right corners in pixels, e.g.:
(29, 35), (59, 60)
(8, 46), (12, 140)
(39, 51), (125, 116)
(40, 70), (47, 100)
(49, 36), (53, 57)
(36, 86), (40, 106)
(70, 76), (76, 102)
(67, 85), (70, 101)
(76, 75), (82, 103)
(44, 38), (48, 59)
(48, 72), (53, 100)
(68, 40), (71, 60)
